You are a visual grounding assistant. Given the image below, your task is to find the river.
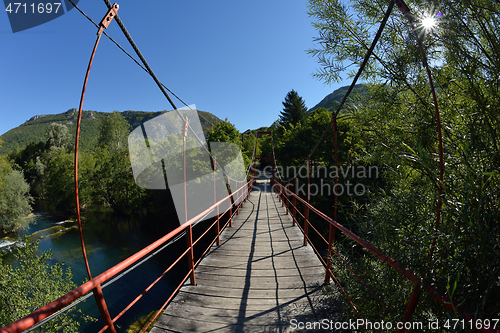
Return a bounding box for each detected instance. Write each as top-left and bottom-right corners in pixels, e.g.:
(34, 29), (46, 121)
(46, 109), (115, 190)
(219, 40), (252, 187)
(0, 202), (200, 332)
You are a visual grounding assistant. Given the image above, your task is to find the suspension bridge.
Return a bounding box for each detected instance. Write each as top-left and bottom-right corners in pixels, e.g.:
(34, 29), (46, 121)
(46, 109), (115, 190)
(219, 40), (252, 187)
(1, 0), (497, 332)
(151, 175), (340, 332)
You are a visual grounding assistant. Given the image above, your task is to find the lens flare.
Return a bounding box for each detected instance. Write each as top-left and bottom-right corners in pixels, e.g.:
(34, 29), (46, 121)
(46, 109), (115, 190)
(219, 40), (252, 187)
(422, 16), (436, 29)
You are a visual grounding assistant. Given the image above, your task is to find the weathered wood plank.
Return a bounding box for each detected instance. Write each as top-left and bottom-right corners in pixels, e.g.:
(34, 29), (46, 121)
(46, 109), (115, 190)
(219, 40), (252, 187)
(151, 181), (342, 333)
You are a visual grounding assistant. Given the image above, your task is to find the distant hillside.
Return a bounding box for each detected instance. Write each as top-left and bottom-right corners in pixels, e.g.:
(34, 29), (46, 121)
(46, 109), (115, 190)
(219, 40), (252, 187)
(308, 83), (368, 113)
(0, 108), (221, 156)
(242, 127), (269, 136)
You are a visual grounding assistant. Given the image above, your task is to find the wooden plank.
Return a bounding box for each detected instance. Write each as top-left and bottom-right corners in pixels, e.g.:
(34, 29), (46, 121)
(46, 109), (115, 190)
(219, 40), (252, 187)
(151, 182), (342, 333)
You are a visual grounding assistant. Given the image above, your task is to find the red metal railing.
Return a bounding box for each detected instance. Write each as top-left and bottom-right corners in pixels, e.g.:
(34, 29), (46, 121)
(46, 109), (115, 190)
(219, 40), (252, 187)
(272, 178), (498, 333)
(0, 179), (254, 333)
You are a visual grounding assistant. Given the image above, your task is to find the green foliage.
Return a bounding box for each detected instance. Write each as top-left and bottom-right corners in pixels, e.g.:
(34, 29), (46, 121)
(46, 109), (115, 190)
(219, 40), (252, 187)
(1, 109), (222, 215)
(42, 148), (75, 212)
(97, 111), (131, 153)
(276, 108), (361, 167)
(0, 110), (221, 156)
(207, 118), (242, 146)
(0, 170), (33, 233)
(242, 133), (260, 162)
(0, 238), (93, 332)
(0, 155), (13, 185)
(0, 110), (103, 156)
(207, 119), (251, 170)
(90, 148), (140, 213)
(46, 123), (72, 150)
(278, 90), (308, 128)
(306, 0), (500, 326)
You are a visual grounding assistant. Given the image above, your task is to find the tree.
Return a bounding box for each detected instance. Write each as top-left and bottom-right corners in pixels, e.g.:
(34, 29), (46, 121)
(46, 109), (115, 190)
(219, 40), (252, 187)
(0, 238), (93, 331)
(45, 123), (72, 150)
(43, 148), (75, 212)
(307, 0), (500, 323)
(8, 141), (47, 198)
(207, 119), (250, 171)
(90, 148), (139, 213)
(206, 119), (242, 146)
(278, 90), (307, 128)
(90, 112), (138, 212)
(0, 169), (33, 233)
(97, 111), (131, 153)
(0, 155), (12, 188)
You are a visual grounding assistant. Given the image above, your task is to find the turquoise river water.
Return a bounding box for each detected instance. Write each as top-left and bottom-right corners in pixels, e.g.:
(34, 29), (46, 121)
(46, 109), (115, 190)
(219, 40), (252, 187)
(0, 203), (194, 332)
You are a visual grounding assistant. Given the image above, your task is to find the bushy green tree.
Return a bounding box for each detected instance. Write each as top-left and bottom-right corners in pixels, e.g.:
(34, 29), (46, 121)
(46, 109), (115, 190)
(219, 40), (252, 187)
(207, 119), (250, 169)
(206, 118), (242, 146)
(46, 123), (72, 150)
(43, 148), (75, 212)
(8, 141), (47, 198)
(0, 238), (92, 332)
(97, 111), (131, 153)
(0, 169), (33, 233)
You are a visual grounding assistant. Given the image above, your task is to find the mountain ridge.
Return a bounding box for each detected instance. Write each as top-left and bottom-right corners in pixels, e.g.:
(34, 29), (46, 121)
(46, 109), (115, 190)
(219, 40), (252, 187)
(0, 109), (221, 156)
(308, 83), (368, 113)
(1, 84), (369, 156)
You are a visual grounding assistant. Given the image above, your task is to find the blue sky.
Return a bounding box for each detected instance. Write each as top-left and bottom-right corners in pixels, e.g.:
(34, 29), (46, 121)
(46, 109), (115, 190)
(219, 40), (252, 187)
(1, 1), (345, 137)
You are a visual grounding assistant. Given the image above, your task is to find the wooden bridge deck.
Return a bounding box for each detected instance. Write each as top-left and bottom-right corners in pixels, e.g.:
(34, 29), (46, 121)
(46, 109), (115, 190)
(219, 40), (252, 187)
(151, 180), (341, 333)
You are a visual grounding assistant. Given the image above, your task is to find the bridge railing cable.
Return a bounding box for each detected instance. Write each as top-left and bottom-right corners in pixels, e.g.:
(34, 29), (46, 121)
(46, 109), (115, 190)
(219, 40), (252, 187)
(2, 1), (258, 331)
(272, 178), (494, 333)
(0, 178), (254, 333)
(69, 0), (246, 182)
(267, 0), (471, 328)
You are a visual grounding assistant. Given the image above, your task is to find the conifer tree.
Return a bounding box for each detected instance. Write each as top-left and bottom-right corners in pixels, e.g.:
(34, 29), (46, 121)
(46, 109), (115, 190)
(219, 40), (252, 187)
(278, 90), (308, 128)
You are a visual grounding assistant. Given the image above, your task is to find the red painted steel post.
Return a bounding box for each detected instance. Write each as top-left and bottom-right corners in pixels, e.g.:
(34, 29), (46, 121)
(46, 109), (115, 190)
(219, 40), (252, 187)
(304, 156), (310, 246)
(238, 180), (241, 205)
(183, 117), (189, 224)
(397, 279), (422, 333)
(285, 181), (289, 214)
(281, 181), (285, 207)
(325, 118), (339, 285)
(244, 179), (247, 203)
(293, 177), (297, 226)
(214, 158), (220, 246)
(72, 7), (119, 332)
(93, 284), (116, 333)
(235, 180), (240, 215)
(186, 225), (196, 286)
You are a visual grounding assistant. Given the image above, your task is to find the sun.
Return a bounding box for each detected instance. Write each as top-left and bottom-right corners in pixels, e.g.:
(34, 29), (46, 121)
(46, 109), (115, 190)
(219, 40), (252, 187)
(422, 16), (436, 29)
(419, 11), (442, 32)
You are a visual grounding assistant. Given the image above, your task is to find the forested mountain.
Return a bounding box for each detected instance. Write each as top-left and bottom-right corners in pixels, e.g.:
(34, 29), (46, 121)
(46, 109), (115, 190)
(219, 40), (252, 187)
(0, 84), (368, 156)
(0, 109), (221, 156)
(308, 83), (368, 113)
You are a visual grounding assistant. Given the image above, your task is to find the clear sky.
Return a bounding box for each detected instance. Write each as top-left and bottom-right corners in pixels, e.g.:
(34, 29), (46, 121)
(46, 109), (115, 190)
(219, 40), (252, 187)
(0, 1), (345, 137)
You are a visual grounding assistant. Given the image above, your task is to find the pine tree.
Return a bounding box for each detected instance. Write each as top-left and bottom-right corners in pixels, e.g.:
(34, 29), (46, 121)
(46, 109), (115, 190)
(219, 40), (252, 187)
(278, 90), (308, 128)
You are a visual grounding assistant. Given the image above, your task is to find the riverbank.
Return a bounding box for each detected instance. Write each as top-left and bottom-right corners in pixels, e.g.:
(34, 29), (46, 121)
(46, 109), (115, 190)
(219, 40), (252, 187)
(0, 203), (188, 332)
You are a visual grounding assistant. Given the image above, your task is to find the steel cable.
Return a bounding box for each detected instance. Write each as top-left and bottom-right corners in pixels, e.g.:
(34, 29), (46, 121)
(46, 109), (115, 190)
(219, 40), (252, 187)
(271, 1), (394, 183)
(66, 0), (191, 109)
(68, 0), (257, 185)
(309, 0), (394, 159)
